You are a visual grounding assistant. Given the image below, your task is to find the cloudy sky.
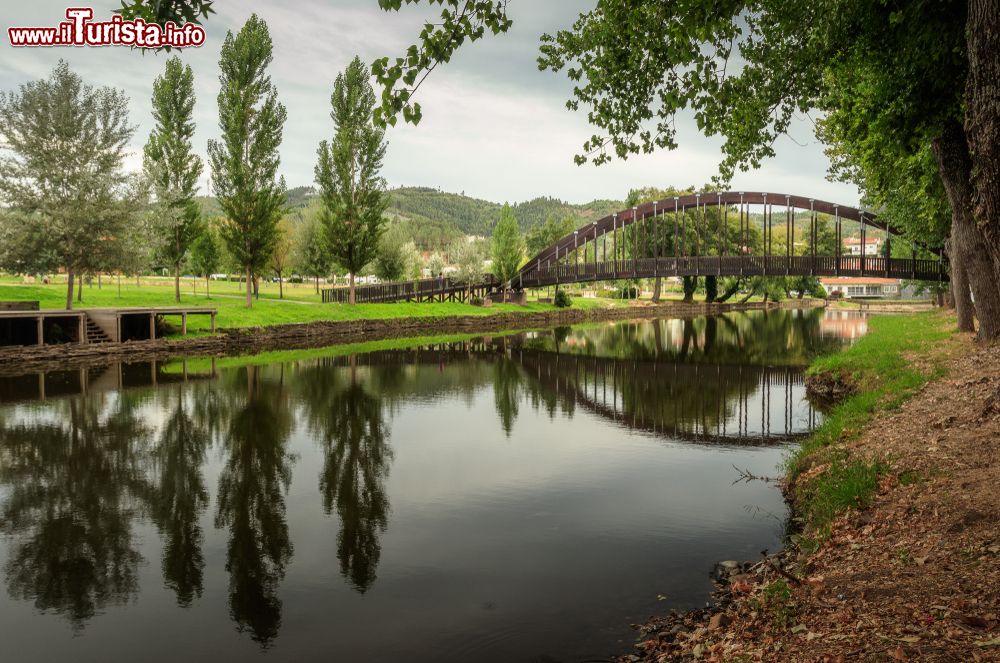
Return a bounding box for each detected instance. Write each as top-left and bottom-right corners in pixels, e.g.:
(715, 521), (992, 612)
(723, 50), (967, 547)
(1, 1), (861, 206)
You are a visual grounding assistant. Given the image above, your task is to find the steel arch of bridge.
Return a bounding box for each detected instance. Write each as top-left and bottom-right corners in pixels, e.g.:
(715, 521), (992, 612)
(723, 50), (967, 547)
(516, 191), (947, 289)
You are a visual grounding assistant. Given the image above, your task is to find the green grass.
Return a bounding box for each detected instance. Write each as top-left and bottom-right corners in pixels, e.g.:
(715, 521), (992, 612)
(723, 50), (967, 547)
(0, 280), (619, 336)
(786, 311), (955, 545)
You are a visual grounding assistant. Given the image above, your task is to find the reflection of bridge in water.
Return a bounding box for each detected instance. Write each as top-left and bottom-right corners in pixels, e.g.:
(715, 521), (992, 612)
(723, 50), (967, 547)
(316, 338), (819, 446)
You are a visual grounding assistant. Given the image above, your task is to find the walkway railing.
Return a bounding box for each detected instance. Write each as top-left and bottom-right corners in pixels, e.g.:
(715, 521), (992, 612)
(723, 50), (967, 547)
(517, 255), (944, 288)
(322, 275), (498, 304)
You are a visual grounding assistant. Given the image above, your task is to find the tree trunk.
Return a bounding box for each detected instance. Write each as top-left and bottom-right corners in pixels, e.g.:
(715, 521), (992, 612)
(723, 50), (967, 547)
(206, 275), (211, 299)
(651, 276), (662, 303)
(65, 271), (74, 311)
(245, 267), (252, 308)
(77, 275), (83, 303)
(682, 276), (697, 303)
(349, 272), (356, 305)
(946, 237), (975, 331)
(704, 275), (718, 303)
(174, 268), (181, 303)
(278, 274), (284, 299)
(253, 275), (260, 300)
(932, 121), (1000, 341)
(315, 275), (319, 294)
(716, 278), (742, 304)
(965, 0), (1000, 273)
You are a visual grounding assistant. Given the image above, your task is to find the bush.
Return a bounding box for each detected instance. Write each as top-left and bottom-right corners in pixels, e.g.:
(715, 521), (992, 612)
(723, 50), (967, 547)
(288, 276), (304, 284)
(470, 296), (484, 306)
(826, 289), (843, 300)
(553, 289), (572, 308)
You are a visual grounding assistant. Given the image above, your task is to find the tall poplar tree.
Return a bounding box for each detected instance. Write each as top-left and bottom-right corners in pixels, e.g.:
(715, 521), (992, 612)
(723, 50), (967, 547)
(207, 14), (287, 309)
(315, 56), (388, 305)
(146, 56), (203, 303)
(491, 204), (523, 300)
(0, 61), (139, 310)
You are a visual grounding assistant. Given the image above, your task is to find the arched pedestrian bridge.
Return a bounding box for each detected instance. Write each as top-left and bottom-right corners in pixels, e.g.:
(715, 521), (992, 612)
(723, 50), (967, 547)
(323, 192), (947, 304)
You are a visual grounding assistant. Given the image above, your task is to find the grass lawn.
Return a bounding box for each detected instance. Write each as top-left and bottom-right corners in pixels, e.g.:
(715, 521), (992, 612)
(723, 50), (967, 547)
(0, 278), (620, 335)
(786, 311), (958, 546)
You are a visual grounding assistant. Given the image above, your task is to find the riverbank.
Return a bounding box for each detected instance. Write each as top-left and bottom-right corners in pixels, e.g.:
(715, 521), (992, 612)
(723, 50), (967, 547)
(620, 311), (1000, 661)
(0, 298), (778, 376)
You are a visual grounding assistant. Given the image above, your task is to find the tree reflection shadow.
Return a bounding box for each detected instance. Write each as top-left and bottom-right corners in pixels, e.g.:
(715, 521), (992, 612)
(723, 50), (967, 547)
(214, 366), (294, 646)
(0, 395), (152, 630)
(149, 387), (211, 607)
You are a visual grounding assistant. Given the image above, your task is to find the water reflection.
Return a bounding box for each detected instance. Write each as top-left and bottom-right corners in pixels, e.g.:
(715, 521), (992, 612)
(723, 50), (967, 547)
(298, 360), (392, 593)
(214, 366), (294, 646)
(150, 387), (210, 607)
(0, 395), (151, 630)
(0, 308), (857, 660)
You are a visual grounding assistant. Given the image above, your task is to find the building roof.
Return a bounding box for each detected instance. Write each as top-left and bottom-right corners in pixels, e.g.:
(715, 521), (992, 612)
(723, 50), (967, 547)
(843, 236), (882, 245)
(819, 277), (900, 285)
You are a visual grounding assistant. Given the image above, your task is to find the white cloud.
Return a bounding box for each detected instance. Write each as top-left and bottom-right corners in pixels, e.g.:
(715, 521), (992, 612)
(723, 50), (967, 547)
(0, 0), (861, 207)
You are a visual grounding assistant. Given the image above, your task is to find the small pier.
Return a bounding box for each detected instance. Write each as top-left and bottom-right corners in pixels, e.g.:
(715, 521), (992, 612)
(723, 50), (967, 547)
(0, 305), (217, 348)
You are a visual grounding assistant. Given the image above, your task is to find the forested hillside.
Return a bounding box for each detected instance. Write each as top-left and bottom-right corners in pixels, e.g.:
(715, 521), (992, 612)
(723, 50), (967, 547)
(196, 185), (623, 251)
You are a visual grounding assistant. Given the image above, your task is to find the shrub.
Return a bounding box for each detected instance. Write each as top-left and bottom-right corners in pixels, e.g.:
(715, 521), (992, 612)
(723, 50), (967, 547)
(553, 289), (572, 308)
(470, 296), (484, 306)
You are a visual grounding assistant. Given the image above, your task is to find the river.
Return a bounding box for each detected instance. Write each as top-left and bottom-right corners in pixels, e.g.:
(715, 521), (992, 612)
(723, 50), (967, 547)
(0, 307), (863, 662)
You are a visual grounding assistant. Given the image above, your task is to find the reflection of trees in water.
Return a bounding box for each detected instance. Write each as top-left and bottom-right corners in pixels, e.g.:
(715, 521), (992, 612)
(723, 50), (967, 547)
(297, 361), (392, 594)
(149, 387), (211, 607)
(214, 366), (294, 646)
(493, 352), (522, 436)
(0, 395), (152, 630)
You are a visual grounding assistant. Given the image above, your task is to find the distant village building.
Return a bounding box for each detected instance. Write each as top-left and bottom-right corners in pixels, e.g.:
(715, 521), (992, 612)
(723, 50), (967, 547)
(842, 236), (882, 256)
(819, 277), (929, 300)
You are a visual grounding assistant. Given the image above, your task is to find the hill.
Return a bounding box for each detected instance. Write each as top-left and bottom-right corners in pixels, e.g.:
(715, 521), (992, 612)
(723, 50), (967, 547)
(197, 185), (623, 251)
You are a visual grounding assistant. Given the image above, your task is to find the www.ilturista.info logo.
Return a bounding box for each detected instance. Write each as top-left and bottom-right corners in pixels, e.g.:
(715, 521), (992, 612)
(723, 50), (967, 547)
(7, 7), (205, 48)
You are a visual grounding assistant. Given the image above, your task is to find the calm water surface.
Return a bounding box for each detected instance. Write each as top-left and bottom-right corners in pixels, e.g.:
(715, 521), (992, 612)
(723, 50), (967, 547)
(0, 309), (863, 662)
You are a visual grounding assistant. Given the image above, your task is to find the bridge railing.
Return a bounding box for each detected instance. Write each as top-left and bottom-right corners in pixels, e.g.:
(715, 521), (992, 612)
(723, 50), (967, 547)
(322, 275), (498, 304)
(518, 255), (944, 287)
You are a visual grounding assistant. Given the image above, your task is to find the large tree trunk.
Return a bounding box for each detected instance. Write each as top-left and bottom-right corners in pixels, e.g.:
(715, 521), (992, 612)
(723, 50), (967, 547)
(174, 268), (181, 303)
(651, 276), (662, 303)
(965, 0), (1000, 274)
(946, 236), (975, 332)
(932, 122), (1000, 341)
(349, 272), (356, 305)
(65, 271), (74, 311)
(245, 267), (252, 308)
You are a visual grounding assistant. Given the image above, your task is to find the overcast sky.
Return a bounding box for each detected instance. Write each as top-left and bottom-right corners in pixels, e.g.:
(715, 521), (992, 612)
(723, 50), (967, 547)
(1, 1), (861, 206)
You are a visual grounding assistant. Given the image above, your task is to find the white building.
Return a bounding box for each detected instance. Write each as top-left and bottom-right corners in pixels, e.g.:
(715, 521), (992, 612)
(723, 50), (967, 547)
(842, 236), (882, 256)
(820, 277), (900, 299)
